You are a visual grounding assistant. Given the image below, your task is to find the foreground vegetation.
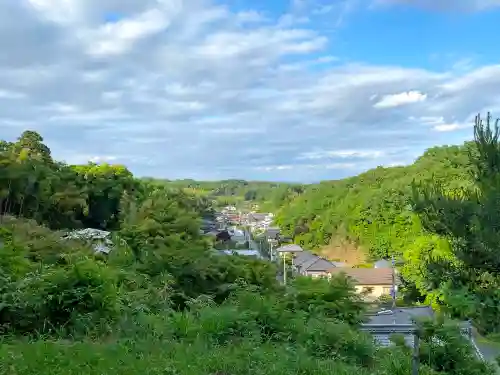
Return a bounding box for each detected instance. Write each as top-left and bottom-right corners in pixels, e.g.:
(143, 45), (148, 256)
(0, 130), (493, 374)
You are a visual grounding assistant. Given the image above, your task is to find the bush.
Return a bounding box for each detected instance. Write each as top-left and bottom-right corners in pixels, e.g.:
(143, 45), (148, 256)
(1, 258), (120, 335)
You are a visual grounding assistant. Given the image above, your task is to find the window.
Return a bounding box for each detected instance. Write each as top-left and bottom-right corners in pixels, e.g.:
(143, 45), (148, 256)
(383, 287), (392, 295)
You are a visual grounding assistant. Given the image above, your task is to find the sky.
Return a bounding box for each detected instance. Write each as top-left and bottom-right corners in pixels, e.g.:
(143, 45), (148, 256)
(1, 0), (500, 182)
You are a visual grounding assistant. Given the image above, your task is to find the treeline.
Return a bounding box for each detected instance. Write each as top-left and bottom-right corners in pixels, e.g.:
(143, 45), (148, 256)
(1, 130), (490, 375)
(0, 131), (215, 231)
(148, 177), (305, 210)
(276, 113), (500, 334)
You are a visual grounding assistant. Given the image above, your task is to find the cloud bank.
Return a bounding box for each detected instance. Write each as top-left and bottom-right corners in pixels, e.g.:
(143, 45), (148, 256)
(1, 0), (500, 181)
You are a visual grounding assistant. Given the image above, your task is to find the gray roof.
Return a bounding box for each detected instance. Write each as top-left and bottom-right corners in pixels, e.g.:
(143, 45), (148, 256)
(366, 306), (435, 325)
(294, 251), (317, 266)
(363, 308), (478, 354)
(303, 257), (335, 272)
(295, 252), (335, 273)
(276, 244), (303, 253)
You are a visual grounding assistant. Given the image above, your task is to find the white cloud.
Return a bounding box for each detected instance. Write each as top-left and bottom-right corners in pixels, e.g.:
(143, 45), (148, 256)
(0, 89), (25, 99)
(433, 123), (463, 132)
(374, 90), (427, 109)
(0, 0), (499, 181)
(80, 8), (175, 57)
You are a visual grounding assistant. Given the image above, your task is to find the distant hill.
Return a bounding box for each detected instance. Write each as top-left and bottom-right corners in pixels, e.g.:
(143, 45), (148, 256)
(274, 142), (474, 261)
(142, 178), (305, 211)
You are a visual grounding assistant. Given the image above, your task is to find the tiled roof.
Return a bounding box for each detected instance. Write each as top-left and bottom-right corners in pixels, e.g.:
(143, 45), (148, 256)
(304, 257), (335, 272)
(329, 268), (394, 285)
(294, 251), (317, 266)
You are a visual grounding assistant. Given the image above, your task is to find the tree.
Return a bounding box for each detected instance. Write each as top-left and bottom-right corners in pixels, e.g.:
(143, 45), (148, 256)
(412, 113), (500, 333)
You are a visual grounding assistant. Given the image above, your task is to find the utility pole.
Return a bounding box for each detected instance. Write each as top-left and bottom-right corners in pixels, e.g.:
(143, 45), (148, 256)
(283, 253), (287, 285)
(412, 333), (420, 375)
(391, 254), (396, 310)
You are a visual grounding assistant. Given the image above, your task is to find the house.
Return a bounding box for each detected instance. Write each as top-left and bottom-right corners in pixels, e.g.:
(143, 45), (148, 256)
(328, 268), (396, 300)
(292, 250), (337, 277)
(361, 307), (483, 361)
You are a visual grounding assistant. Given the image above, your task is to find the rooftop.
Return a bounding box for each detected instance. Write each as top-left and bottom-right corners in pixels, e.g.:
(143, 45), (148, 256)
(276, 244), (303, 253)
(329, 268), (395, 285)
(366, 306), (435, 325)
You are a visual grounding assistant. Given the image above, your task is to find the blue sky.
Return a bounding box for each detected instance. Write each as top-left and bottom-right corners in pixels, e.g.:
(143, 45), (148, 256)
(1, 0), (500, 182)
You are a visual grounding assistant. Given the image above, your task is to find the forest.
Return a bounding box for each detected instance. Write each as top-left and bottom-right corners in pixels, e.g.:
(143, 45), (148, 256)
(150, 177), (305, 210)
(0, 129), (492, 374)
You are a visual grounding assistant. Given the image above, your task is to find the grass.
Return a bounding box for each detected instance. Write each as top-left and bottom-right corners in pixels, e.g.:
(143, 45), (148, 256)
(0, 336), (366, 375)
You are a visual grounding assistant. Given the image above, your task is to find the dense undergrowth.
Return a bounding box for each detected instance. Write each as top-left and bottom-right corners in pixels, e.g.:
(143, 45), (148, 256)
(0, 215), (493, 375)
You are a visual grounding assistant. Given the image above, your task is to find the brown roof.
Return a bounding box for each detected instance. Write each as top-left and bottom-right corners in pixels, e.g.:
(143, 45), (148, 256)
(328, 268), (395, 285)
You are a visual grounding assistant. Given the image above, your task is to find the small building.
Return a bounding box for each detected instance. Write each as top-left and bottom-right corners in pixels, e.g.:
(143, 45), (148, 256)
(362, 307), (481, 358)
(292, 250), (338, 278)
(329, 268), (396, 300)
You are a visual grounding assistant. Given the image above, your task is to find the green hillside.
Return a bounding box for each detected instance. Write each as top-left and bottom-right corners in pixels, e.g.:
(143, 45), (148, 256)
(275, 142), (474, 260)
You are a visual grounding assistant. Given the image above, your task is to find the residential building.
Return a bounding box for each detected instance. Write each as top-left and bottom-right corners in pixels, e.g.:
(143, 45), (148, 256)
(362, 307), (483, 361)
(292, 250), (337, 277)
(329, 268), (396, 300)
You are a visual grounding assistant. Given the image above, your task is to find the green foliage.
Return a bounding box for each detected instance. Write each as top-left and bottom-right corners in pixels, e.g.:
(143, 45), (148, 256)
(149, 177), (305, 211)
(412, 113), (500, 334)
(0, 130), (493, 374)
(275, 144), (473, 261)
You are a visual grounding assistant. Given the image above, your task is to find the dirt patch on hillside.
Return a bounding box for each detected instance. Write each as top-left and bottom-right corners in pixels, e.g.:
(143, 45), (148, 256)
(319, 235), (367, 266)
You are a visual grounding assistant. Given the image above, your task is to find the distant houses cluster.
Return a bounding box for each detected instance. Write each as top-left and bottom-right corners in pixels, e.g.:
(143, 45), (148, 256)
(205, 208), (398, 301)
